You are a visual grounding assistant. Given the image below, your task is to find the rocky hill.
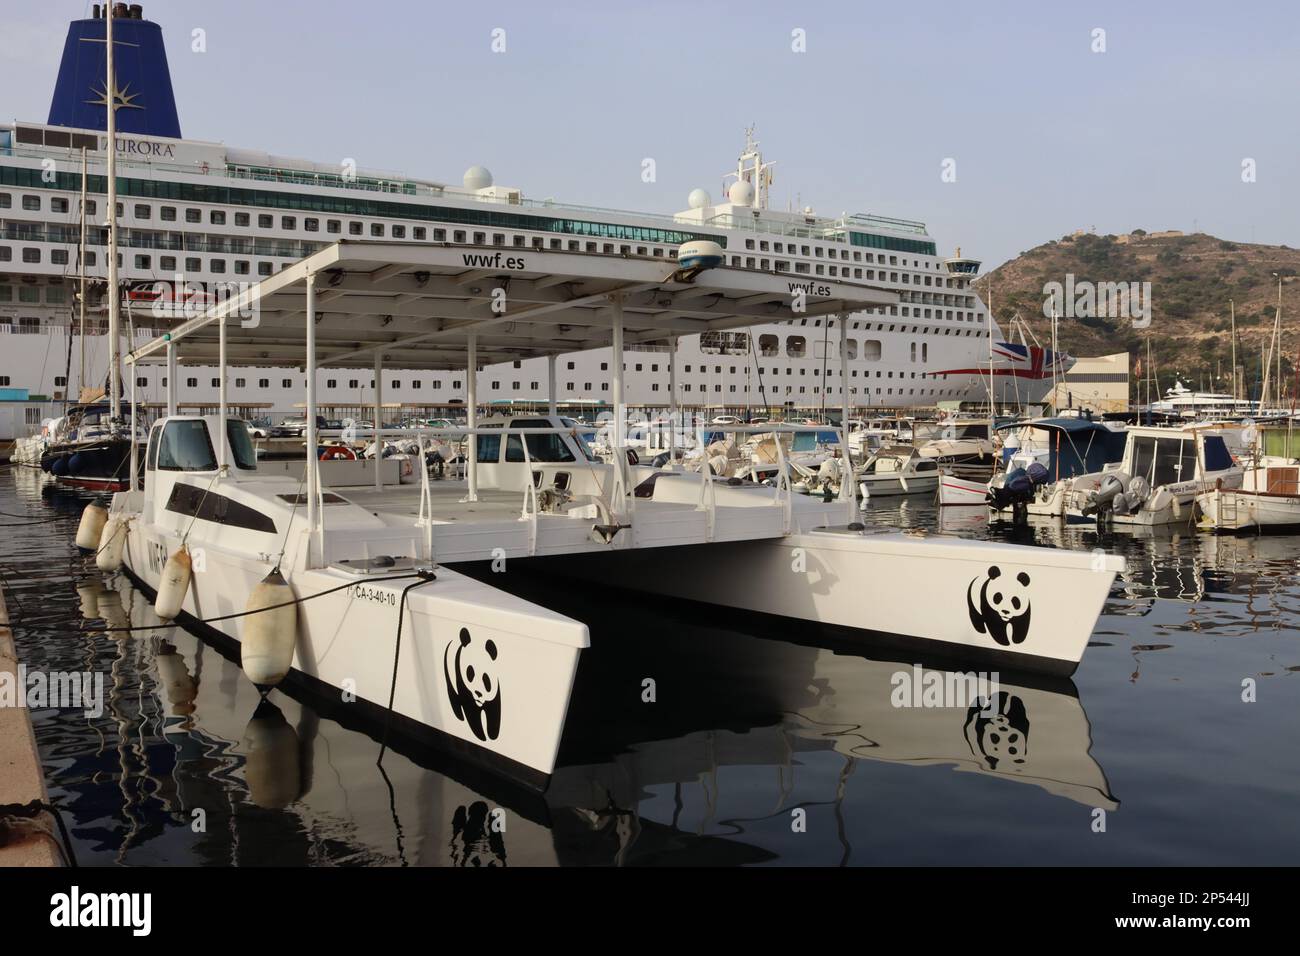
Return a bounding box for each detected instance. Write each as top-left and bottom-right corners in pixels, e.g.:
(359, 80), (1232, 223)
(975, 231), (1300, 399)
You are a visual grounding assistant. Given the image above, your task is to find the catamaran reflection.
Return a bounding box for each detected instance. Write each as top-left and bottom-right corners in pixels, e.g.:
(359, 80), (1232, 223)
(91, 571), (1117, 865)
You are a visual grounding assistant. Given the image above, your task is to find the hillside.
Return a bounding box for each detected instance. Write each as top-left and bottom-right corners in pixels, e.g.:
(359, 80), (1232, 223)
(975, 231), (1300, 399)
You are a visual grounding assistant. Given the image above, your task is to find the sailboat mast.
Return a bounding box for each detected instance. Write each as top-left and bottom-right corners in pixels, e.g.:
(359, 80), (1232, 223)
(1277, 277), (1283, 408)
(1230, 299), (1237, 401)
(78, 146), (87, 396)
(106, 2), (121, 423)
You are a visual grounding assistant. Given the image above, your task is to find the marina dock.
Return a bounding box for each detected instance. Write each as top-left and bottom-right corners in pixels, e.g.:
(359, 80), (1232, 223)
(0, 586), (61, 867)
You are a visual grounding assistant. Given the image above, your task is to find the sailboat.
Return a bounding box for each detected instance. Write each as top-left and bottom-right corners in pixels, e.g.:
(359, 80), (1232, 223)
(40, 4), (140, 491)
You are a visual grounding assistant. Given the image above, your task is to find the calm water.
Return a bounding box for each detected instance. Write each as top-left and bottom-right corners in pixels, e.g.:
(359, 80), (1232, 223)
(5, 466), (1299, 866)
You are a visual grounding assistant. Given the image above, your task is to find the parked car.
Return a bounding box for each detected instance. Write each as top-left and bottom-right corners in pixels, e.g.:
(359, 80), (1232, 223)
(270, 415), (326, 438)
(244, 419), (269, 439)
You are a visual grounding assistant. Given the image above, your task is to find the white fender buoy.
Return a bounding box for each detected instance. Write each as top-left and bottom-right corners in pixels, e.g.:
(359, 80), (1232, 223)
(240, 568), (298, 688)
(154, 547), (193, 620)
(95, 515), (128, 572)
(75, 499), (109, 552)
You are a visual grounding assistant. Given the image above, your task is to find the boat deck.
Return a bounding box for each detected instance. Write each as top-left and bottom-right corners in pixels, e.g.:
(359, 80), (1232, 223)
(315, 474), (849, 566)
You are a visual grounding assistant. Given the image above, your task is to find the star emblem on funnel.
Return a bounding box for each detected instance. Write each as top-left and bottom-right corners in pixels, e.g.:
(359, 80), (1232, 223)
(86, 75), (144, 111)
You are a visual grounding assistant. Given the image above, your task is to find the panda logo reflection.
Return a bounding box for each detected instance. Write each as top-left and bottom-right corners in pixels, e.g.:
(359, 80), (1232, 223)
(963, 692), (1030, 771)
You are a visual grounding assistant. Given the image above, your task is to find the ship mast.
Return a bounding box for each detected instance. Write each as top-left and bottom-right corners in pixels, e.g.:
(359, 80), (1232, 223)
(727, 127), (776, 212)
(78, 146), (87, 397)
(106, 2), (121, 424)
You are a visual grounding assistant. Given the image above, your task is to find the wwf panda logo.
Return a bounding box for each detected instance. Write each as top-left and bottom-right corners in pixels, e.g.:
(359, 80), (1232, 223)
(444, 628), (501, 742)
(963, 692), (1029, 770)
(967, 565), (1032, 646)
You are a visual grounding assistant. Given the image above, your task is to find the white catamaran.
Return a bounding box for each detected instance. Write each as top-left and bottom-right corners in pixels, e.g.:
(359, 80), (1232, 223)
(80, 237), (1124, 787)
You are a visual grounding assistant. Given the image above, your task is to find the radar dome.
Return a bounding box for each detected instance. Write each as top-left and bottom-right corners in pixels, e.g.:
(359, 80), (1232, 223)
(687, 188), (712, 209)
(728, 180), (755, 206)
(462, 165), (494, 191)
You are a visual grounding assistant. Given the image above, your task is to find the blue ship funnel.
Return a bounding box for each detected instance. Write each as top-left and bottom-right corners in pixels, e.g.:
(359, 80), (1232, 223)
(47, 4), (181, 139)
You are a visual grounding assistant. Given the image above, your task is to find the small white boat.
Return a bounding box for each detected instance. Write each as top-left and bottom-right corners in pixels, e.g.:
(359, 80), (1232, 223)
(1198, 462), (1300, 531)
(857, 446), (939, 499)
(938, 470), (989, 507)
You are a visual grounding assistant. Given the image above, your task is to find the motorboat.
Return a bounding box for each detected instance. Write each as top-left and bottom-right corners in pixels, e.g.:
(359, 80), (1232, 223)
(987, 417), (1128, 519)
(1064, 426), (1243, 525)
(857, 445), (940, 499)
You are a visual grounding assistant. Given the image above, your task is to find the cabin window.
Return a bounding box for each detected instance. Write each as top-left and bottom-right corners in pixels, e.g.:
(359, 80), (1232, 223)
(476, 425), (503, 463)
(156, 420), (218, 472)
(226, 420), (258, 470)
(1202, 436), (1233, 472)
(505, 419), (574, 463)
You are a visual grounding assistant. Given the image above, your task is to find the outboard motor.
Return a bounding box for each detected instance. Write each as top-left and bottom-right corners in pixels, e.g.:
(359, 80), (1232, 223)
(1114, 475), (1151, 516)
(1084, 471), (1148, 518)
(987, 462), (1051, 514)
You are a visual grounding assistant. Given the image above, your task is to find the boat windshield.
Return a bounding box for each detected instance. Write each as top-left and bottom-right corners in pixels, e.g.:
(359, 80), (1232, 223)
(226, 419), (258, 470)
(506, 418), (575, 463)
(156, 420), (217, 472)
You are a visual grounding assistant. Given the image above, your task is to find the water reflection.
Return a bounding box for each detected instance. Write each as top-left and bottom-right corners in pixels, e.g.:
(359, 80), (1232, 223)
(9, 476), (1300, 865)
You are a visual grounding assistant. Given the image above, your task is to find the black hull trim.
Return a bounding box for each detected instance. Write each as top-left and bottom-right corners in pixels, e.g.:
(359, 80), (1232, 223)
(120, 565), (553, 804)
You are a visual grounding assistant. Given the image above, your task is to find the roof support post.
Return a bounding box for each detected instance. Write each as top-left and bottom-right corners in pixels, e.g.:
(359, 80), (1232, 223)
(305, 273), (318, 547)
(668, 336), (678, 464)
(166, 341), (177, 417)
(547, 353), (557, 416)
(373, 350), (383, 491)
(840, 313), (850, 464)
(611, 293), (625, 450)
(840, 313), (856, 521)
(129, 370), (138, 490)
(463, 333), (478, 503)
(218, 314), (228, 472)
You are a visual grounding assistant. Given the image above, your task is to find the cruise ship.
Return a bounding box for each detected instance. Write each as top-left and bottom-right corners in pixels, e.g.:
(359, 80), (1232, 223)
(0, 4), (1071, 431)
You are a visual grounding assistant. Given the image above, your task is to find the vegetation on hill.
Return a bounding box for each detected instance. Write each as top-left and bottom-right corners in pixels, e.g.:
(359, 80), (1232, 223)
(975, 231), (1300, 401)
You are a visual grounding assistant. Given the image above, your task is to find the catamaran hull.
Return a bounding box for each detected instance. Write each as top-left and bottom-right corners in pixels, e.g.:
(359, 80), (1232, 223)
(532, 532), (1123, 676)
(111, 503), (589, 787)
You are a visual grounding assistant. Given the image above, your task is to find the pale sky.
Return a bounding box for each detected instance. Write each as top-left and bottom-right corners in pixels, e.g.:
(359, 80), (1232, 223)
(4, 0), (1297, 268)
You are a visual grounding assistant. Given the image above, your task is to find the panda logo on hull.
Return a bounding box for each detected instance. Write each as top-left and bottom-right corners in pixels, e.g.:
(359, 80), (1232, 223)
(967, 565), (1032, 646)
(444, 628), (501, 741)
